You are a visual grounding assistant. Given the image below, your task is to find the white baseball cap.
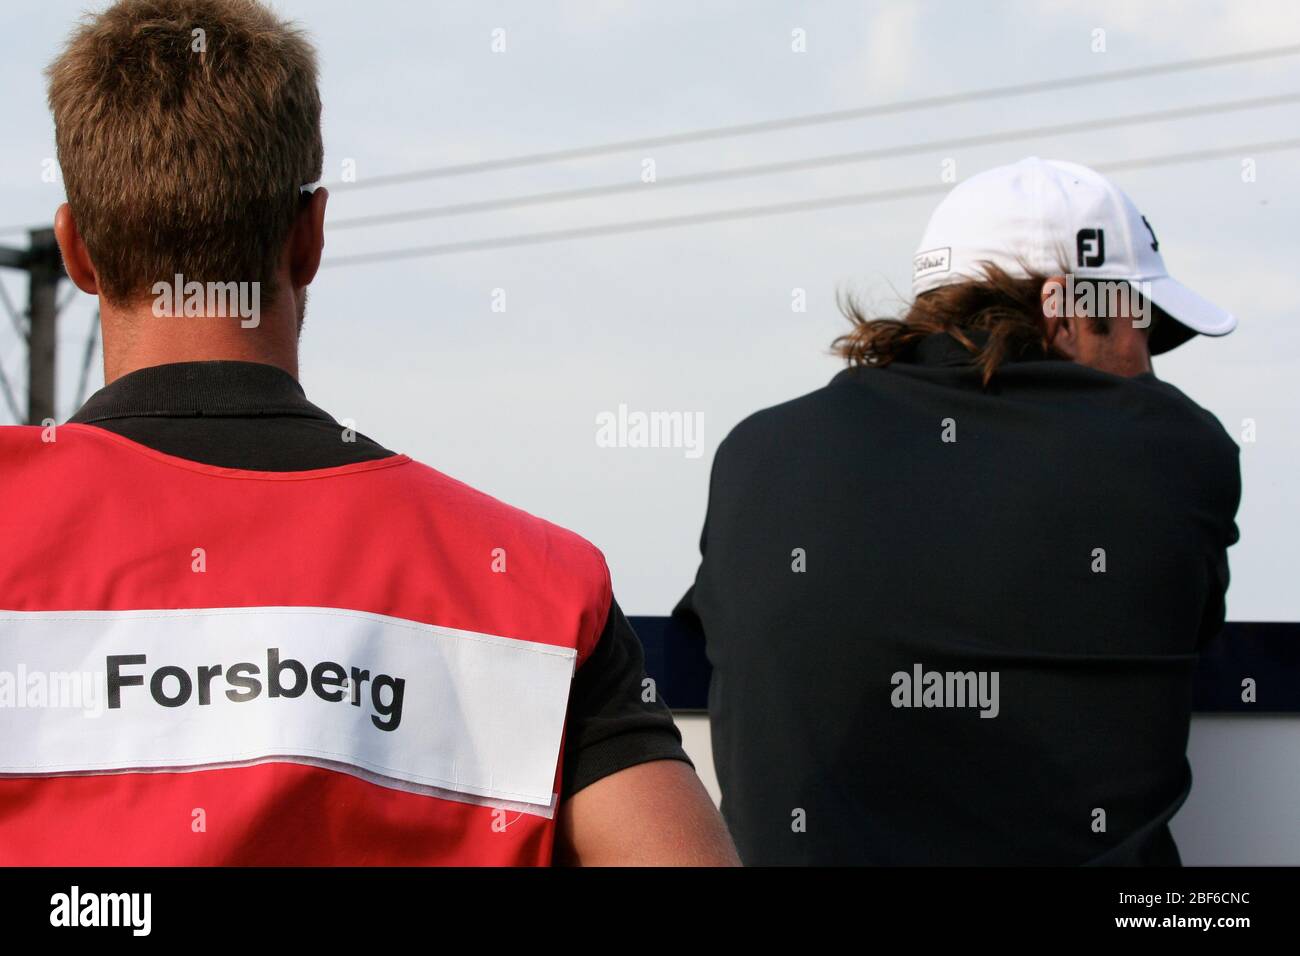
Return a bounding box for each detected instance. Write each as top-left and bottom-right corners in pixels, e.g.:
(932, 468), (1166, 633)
(911, 157), (1236, 353)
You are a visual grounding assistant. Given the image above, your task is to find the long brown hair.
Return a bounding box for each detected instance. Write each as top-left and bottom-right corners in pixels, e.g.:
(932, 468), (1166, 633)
(832, 264), (1067, 386)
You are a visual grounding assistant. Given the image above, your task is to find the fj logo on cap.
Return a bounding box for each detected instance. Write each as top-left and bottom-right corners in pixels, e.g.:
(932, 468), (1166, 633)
(1076, 228), (1105, 268)
(1141, 215), (1159, 252)
(913, 247), (951, 280)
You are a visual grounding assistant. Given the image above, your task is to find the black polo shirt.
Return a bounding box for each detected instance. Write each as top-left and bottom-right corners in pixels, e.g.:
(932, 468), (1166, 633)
(68, 360), (690, 797)
(675, 333), (1240, 865)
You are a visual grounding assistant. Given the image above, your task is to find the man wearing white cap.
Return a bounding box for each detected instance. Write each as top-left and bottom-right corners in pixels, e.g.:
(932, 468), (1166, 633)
(910, 156), (1237, 368)
(676, 157), (1242, 865)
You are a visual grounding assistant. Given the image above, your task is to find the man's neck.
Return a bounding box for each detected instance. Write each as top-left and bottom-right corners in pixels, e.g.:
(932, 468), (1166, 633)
(99, 299), (300, 384)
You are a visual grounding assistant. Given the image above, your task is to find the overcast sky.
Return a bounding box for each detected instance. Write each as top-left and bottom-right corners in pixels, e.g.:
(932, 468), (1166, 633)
(1, 0), (1297, 621)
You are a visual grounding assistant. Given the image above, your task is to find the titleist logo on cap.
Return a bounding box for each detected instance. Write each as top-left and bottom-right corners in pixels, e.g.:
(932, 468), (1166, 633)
(913, 247), (951, 280)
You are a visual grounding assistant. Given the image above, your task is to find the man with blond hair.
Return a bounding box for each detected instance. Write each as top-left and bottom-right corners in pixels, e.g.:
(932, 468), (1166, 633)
(0, 0), (736, 867)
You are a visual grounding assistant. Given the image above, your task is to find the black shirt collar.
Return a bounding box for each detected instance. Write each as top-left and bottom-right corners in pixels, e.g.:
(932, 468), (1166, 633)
(901, 331), (1054, 368)
(830, 331), (1060, 390)
(907, 332), (984, 368)
(68, 361), (337, 424)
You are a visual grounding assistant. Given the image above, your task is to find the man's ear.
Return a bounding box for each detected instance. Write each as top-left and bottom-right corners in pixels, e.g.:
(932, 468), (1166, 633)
(1040, 275), (1080, 359)
(53, 203), (98, 296)
(288, 187), (328, 289)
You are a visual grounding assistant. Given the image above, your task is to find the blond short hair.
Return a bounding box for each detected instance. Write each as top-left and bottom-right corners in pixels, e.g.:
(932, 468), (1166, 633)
(47, 0), (323, 303)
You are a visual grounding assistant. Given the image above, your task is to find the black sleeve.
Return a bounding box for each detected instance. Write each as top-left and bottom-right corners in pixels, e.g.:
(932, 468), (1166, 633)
(1198, 440), (1242, 650)
(561, 597), (693, 797)
(1197, 548), (1231, 650)
(670, 432), (726, 645)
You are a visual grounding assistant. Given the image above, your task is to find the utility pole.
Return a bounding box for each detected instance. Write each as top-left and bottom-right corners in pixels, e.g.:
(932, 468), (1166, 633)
(26, 229), (62, 426)
(0, 227), (65, 425)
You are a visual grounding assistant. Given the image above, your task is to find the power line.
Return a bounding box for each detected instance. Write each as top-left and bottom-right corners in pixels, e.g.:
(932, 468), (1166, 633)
(55, 282), (79, 317)
(0, 356), (21, 424)
(320, 138), (1300, 267)
(328, 92), (1300, 230)
(325, 42), (1300, 191)
(74, 309), (100, 409)
(4, 42), (1295, 237)
(0, 276), (26, 340)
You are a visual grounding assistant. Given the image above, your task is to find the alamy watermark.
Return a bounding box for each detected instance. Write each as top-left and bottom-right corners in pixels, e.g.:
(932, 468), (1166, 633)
(1043, 275), (1152, 328)
(0, 665), (106, 717)
(595, 404), (704, 459)
(151, 273), (260, 328)
(891, 663), (1000, 718)
(50, 886), (151, 936)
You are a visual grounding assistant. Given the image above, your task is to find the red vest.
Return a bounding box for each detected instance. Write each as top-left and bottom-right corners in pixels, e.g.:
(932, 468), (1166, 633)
(0, 423), (609, 865)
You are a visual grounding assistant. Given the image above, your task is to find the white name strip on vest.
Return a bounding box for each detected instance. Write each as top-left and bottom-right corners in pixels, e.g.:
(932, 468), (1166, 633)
(0, 607), (576, 812)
